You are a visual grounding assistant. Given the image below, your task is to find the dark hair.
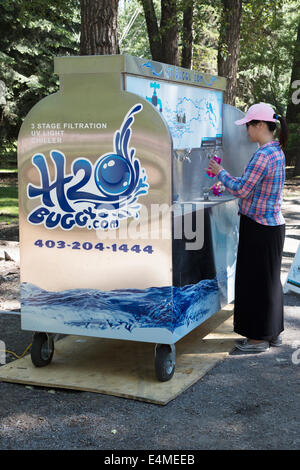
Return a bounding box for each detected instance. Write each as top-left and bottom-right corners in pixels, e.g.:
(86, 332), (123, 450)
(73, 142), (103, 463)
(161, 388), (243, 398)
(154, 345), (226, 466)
(277, 116), (289, 149)
(246, 115), (289, 149)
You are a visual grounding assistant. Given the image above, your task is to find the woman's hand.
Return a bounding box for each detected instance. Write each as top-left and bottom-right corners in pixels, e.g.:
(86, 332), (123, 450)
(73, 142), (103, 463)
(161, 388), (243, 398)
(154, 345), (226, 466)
(210, 182), (225, 192)
(207, 159), (223, 176)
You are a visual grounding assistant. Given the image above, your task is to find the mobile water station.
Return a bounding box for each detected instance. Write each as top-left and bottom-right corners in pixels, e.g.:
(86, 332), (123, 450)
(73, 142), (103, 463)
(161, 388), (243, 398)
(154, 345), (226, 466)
(18, 55), (257, 381)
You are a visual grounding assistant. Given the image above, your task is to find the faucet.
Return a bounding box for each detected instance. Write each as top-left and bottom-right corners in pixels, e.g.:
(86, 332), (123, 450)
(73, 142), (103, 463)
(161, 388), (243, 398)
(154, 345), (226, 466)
(203, 188), (210, 201)
(174, 149), (192, 163)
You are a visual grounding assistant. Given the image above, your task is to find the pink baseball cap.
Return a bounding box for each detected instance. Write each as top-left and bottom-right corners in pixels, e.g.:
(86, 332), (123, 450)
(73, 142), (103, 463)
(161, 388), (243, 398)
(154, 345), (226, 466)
(235, 102), (278, 126)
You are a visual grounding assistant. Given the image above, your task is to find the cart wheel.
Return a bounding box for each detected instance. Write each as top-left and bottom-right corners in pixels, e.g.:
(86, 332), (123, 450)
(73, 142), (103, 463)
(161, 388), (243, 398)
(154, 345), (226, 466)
(31, 332), (54, 367)
(155, 344), (176, 382)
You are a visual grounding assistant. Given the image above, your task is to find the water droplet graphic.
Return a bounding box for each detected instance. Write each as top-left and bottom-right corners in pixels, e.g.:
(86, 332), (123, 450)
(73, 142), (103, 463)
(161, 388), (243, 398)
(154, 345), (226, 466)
(95, 154), (132, 195)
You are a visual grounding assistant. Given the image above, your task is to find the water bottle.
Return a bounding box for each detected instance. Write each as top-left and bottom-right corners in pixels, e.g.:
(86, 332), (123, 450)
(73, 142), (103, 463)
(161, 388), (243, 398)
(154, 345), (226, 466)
(206, 146), (223, 178)
(212, 183), (225, 197)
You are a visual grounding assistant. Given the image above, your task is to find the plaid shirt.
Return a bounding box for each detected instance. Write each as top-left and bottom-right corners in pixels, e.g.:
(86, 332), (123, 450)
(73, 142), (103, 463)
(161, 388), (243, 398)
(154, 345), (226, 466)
(217, 140), (285, 226)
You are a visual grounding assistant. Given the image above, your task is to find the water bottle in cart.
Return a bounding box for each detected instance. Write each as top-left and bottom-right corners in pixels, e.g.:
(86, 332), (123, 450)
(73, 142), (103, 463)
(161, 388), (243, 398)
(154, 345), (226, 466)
(206, 145), (223, 178)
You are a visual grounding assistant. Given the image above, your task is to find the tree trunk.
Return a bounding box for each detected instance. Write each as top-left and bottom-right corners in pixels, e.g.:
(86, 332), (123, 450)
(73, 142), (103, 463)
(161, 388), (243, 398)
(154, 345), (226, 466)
(218, 0), (242, 105)
(160, 0), (179, 65)
(140, 0), (179, 65)
(286, 18), (300, 123)
(140, 0), (162, 62)
(181, 0), (194, 69)
(80, 0), (120, 55)
(285, 16), (300, 171)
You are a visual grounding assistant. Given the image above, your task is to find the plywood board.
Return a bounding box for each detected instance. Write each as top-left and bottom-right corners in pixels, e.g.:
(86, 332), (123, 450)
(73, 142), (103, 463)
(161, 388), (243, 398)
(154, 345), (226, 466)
(0, 305), (238, 405)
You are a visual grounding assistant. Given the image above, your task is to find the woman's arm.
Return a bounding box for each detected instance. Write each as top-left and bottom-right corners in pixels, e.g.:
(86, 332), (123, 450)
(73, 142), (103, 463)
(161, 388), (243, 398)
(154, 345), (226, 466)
(207, 151), (269, 199)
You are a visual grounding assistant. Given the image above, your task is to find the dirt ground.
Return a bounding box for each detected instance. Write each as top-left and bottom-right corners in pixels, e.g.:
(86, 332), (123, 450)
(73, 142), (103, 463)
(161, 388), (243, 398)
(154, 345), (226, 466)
(0, 179), (299, 450)
(0, 249), (20, 312)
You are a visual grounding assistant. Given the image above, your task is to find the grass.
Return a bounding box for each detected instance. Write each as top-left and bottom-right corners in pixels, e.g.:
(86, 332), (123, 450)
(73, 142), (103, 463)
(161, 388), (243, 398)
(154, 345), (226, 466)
(0, 168), (18, 173)
(0, 184), (19, 223)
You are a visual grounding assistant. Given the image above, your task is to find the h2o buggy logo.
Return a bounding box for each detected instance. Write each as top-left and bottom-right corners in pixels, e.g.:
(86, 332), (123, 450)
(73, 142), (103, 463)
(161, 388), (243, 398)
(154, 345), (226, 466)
(27, 104), (149, 231)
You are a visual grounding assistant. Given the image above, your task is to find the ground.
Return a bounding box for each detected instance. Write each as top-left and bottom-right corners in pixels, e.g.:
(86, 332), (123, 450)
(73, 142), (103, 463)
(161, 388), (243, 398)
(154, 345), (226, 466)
(0, 177), (299, 450)
(0, 173), (19, 242)
(0, 242), (20, 311)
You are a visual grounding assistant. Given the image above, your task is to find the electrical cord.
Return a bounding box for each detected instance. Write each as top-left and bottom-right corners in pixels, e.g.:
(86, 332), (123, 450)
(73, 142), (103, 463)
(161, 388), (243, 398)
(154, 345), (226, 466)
(0, 343), (32, 360)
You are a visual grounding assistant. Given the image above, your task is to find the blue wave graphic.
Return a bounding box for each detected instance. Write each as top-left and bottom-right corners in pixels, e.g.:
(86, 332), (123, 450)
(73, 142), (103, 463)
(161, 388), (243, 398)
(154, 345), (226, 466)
(21, 278), (220, 338)
(142, 62), (163, 77)
(203, 76), (218, 86)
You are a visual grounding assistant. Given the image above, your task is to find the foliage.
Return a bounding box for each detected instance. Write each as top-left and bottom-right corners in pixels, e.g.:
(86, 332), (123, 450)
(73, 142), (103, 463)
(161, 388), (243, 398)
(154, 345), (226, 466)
(119, 0), (300, 114)
(1, 0), (300, 169)
(237, 0), (299, 113)
(119, 0), (221, 71)
(0, 0), (80, 165)
(119, 0), (155, 57)
(188, 1), (220, 73)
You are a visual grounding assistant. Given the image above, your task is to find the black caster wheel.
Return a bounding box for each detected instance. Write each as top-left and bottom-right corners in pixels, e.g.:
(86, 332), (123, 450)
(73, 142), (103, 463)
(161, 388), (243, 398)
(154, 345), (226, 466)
(154, 344), (176, 382)
(31, 332), (54, 367)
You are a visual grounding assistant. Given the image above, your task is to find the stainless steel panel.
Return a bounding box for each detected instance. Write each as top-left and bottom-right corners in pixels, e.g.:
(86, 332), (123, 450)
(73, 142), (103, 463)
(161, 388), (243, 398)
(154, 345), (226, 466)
(54, 54), (226, 90)
(223, 104), (258, 177)
(173, 104), (258, 203)
(18, 67), (173, 295)
(18, 54), (255, 345)
(124, 54), (227, 91)
(173, 148), (212, 202)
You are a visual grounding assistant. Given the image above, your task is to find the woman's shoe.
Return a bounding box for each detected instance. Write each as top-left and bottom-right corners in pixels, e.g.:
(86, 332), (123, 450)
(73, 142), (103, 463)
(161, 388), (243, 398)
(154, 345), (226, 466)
(235, 338), (269, 352)
(269, 335), (282, 347)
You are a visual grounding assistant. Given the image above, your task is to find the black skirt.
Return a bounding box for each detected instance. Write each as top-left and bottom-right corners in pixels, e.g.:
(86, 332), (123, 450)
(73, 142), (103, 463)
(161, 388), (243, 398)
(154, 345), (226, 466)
(234, 214), (285, 341)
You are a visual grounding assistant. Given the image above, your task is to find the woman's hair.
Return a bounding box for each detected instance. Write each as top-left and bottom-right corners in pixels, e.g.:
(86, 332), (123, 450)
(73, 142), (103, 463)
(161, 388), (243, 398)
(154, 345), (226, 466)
(246, 115), (289, 149)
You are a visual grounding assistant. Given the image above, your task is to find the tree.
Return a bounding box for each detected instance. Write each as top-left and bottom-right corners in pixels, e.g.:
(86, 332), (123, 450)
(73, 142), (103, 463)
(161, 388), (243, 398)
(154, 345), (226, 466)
(236, 0), (299, 171)
(181, 0), (194, 69)
(139, 0), (163, 61)
(123, 0), (216, 71)
(191, 1), (220, 73)
(286, 14), (300, 173)
(160, 0), (179, 65)
(0, 0), (80, 166)
(118, 0), (151, 57)
(217, 0), (242, 105)
(140, 0), (178, 65)
(80, 0), (120, 55)
(237, 0), (296, 111)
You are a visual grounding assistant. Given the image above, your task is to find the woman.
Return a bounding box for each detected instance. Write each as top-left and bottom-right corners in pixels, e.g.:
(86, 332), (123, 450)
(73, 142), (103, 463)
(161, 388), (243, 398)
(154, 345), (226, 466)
(208, 102), (288, 352)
